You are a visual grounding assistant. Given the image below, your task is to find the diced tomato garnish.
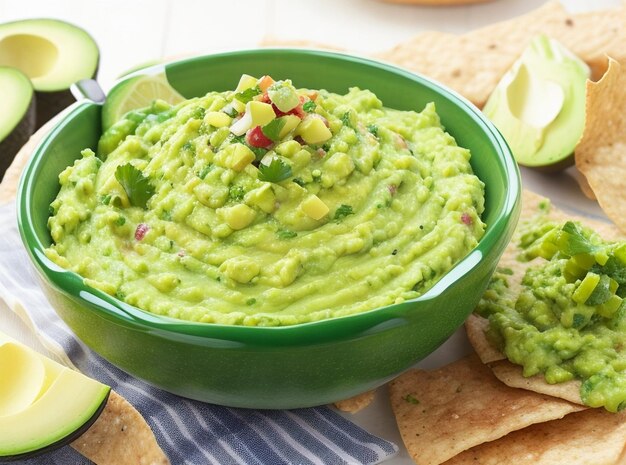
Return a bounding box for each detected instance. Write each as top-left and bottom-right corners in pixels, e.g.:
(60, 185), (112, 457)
(258, 75), (275, 92)
(135, 223), (149, 241)
(271, 96), (306, 119)
(306, 90), (318, 101)
(461, 213), (473, 226)
(259, 93), (271, 104)
(246, 126), (273, 148)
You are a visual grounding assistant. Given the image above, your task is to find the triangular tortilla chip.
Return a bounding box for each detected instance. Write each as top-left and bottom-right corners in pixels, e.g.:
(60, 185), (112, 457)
(466, 190), (622, 403)
(464, 314), (504, 364)
(443, 409), (626, 465)
(576, 58), (626, 235)
(71, 391), (169, 465)
(334, 389), (375, 413)
(376, 2), (625, 107)
(260, 3), (626, 107)
(490, 359), (583, 406)
(389, 354), (584, 465)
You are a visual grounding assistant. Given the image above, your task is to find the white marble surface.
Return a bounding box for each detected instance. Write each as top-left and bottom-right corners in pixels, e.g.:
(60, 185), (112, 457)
(0, 0), (621, 463)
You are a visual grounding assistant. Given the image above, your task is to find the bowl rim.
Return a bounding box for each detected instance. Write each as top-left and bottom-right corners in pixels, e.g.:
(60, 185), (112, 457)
(17, 48), (520, 341)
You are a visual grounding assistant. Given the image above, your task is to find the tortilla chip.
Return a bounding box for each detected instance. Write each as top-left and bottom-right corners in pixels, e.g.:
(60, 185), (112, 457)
(466, 190), (623, 403)
(464, 314), (504, 364)
(572, 168), (597, 200)
(490, 359), (583, 405)
(377, 2), (625, 107)
(71, 390), (170, 465)
(444, 409), (626, 465)
(576, 58), (626, 235)
(334, 390), (376, 413)
(389, 354), (585, 465)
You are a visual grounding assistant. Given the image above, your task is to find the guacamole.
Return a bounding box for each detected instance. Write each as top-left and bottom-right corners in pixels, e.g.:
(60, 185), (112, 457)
(45, 74), (485, 326)
(477, 212), (626, 411)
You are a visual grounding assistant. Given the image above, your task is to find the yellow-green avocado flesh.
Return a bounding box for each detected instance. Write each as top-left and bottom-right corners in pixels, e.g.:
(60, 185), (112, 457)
(0, 331), (110, 460)
(0, 66), (35, 174)
(483, 34), (589, 170)
(478, 210), (626, 412)
(0, 18), (99, 127)
(45, 77), (486, 326)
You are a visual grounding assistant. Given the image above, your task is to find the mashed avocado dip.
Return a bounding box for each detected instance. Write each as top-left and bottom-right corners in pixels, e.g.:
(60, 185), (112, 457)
(45, 74), (485, 326)
(478, 212), (626, 411)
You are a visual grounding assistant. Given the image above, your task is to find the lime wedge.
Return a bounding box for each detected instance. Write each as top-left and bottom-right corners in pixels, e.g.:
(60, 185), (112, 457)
(101, 72), (184, 130)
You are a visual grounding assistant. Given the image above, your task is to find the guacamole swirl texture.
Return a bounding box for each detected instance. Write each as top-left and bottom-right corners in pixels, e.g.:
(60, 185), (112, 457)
(45, 76), (485, 326)
(478, 215), (626, 411)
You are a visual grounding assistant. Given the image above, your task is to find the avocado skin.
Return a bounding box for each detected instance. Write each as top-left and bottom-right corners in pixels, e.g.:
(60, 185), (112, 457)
(526, 152), (574, 173)
(0, 389), (110, 462)
(35, 88), (73, 130)
(0, 98), (36, 178)
(34, 62), (99, 130)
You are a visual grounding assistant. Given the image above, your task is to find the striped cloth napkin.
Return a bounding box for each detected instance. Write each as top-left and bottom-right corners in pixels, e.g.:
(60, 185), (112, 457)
(0, 202), (398, 465)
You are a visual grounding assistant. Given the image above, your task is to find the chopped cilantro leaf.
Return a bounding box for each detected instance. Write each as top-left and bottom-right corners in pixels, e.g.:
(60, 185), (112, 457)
(191, 106), (205, 120)
(182, 141), (196, 154)
(223, 105), (239, 118)
(572, 313), (587, 328)
(250, 146), (268, 161)
(586, 274), (613, 306)
(261, 118), (287, 142)
(341, 111), (352, 128)
(101, 194), (112, 205)
(334, 204), (354, 220)
(258, 159), (292, 183)
(367, 124), (379, 137)
(293, 178), (305, 187)
(403, 394), (419, 405)
(559, 221), (599, 256)
(115, 216), (126, 226)
(277, 229), (297, 239)
(229, 185), (245, 202)
(235, 86), (261, 103)
(246, 298), (257, 306)
(198, 164), (214, 180)
(115, 164), (155, 209)
(231, 134), (246, 144)
(303, 100), (317, 113)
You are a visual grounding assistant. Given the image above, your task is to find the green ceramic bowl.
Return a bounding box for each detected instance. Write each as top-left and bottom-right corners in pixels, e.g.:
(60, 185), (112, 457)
(17, 49), (520, 408)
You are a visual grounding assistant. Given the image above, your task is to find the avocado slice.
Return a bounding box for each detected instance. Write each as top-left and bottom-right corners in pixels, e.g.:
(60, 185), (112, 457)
(0, 331), (110, 461)
(483, 34), (589, 170)
(0, 66), (35, 177)
(0, 19), (99, 128)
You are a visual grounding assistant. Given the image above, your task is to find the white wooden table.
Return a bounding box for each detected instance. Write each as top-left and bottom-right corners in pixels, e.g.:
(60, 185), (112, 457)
(0, 1), (620, 463)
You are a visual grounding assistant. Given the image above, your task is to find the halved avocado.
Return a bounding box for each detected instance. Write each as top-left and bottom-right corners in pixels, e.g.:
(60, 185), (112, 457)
(0, 19), (99, 128)
(0, 331), (110, 461)
(483, 34), (589, 171)
(0, 66), (35, 177)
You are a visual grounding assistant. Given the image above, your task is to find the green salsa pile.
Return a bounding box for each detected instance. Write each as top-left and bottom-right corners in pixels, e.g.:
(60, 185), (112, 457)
(45, 74), (485, 326)
(478, 211), (626, 411)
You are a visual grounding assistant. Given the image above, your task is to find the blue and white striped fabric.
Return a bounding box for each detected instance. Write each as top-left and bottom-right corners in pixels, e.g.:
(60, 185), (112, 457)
(0, 203), (398, 465)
